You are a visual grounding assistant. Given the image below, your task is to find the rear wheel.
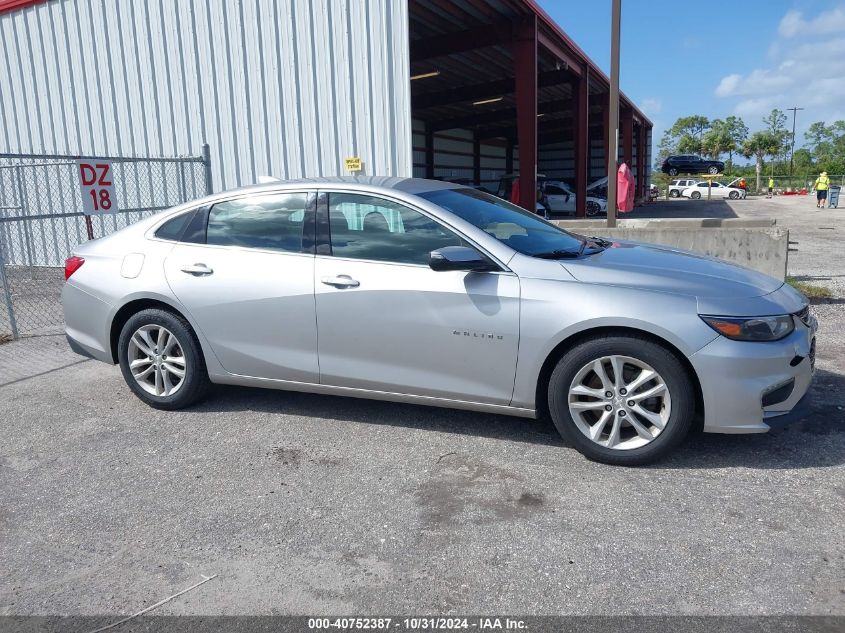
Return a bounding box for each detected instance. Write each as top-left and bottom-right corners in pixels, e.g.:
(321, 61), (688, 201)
(586, 200), (601, 216)
(669, 189), (680, 198)
(708, 166), (719, 175)
(118, 308), (211, 410)
(547, 335), (695, 466)
(691, 191), (701, 199)
(668, 168), (678, 176)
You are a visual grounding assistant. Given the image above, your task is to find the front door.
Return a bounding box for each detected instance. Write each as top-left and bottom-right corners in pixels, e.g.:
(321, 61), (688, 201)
(163, 191), (319, 382)
(314, 192), (520, 405)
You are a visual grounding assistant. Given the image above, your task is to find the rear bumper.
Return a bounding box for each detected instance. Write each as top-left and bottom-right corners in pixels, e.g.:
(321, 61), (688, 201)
(62, 282), (114, 364)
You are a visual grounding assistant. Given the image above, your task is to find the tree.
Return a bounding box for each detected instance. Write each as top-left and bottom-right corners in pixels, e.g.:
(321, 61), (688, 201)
(742, 131), (783, 191)
(761, 109), (790, 163)
(804, 120), (845, 173)
(668, 115), (710, 156)
(701, 120), (734, 160)
(722, 115), (749, 162)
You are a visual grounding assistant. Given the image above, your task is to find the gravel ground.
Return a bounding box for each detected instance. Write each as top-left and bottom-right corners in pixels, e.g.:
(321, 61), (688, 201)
(0, 195), (843, 618)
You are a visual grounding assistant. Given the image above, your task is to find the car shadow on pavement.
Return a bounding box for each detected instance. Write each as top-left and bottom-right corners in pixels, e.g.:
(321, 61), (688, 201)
(189, 367), (844, 470)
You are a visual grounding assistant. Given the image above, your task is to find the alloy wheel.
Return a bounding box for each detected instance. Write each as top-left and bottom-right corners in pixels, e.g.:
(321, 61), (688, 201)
(127, 324), (187, 397)
(567, 355), (671, 450)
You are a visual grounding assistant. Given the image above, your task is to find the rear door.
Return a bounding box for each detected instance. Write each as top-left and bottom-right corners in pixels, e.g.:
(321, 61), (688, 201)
(163, 191), (319, 382)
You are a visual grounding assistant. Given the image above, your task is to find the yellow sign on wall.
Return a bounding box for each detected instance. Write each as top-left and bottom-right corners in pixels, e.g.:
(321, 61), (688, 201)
(344, 157), (362, 172)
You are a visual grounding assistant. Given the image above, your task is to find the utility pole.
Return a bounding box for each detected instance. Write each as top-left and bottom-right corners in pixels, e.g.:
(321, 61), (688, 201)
(606, 0), (621, 228)
(787, 106), (804, 177)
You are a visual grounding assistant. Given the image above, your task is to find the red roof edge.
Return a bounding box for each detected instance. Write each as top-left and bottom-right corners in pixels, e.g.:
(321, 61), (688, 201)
(0, 0), (48, 14)
(520, 0), (652, 127)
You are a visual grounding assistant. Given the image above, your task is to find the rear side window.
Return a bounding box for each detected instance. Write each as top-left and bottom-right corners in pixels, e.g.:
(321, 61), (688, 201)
(206, 192), (308, 252)
(154, 210), (194, 241)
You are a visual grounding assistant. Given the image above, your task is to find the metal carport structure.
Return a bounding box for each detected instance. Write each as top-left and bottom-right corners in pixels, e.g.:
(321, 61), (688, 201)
(408, 0), (652, 216)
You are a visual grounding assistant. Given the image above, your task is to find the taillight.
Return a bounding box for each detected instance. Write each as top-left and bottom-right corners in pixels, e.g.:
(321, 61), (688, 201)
(64, 256), (85, 280)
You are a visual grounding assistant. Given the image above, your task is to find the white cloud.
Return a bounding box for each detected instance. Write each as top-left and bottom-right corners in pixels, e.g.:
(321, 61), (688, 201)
(714, 5), (845, 136)
(778, 6), (845, 37)
(640, 98), (662, 116)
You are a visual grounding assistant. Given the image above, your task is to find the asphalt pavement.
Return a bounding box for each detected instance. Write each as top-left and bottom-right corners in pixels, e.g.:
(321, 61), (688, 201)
(0, 195), (843, 617)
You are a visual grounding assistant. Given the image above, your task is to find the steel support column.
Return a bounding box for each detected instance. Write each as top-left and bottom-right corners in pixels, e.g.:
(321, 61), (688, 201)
(602, 93), (610, 167)
(424, 127), (434, 179)
(512, 16), (538, 212)
(574, 69), (589, 217)
(622, 109), (634, 168)
(637, 123), (646, 200)
(472, 135), (481, 186)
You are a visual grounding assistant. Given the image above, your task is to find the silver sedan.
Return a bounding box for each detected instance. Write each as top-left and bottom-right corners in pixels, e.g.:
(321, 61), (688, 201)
(62, 177), (817, 465)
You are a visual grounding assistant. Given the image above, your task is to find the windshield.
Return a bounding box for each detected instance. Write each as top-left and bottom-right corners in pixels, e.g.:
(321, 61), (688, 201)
(418, 188), (585, 257)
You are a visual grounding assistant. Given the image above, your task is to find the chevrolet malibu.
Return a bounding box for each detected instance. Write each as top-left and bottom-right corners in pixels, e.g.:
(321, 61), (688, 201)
(62, 177), (817, 465)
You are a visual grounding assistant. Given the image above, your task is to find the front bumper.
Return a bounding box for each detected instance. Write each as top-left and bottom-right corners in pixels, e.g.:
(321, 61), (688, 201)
(690, 322), (815, 434)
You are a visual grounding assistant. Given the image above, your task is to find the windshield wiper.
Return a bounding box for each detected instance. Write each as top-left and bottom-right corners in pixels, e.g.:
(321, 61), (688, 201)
(587, 236), (612, 248)
(533, 248), (583, 259)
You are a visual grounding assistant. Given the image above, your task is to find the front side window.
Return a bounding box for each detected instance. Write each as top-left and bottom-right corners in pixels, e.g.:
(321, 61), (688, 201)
(418, 188), (585, 257)
(328, 193), (463, 265)
(206, 192), (308, 252)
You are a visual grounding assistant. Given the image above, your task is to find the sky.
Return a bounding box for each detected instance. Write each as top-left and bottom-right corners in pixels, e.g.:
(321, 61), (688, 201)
(538, 0), (845, 152)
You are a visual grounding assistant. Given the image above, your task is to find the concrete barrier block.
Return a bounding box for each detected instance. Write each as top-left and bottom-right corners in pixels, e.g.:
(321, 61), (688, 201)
(552, 221), (789, 280)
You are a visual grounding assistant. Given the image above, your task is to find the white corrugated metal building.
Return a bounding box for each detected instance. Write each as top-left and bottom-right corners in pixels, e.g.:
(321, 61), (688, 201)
(0, 0), (651, 213)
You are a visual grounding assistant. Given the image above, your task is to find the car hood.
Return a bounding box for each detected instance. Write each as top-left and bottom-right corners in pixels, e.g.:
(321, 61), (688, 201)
(560, 240), (783, 300)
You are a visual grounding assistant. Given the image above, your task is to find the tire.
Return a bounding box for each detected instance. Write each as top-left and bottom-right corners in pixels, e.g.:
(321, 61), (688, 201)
(729, 190), (739, 199)
(586, 200), (600, 216)
(547, 335), (695, 466)
(118, 308), (211, 410)
(708, 166), (719, 175)
(668, 168), (678, 176)
(691, 191), (701, 199)
(669, 189), (680, 198)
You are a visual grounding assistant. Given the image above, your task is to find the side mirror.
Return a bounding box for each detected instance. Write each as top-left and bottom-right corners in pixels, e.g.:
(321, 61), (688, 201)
(429, 246), (496, 272)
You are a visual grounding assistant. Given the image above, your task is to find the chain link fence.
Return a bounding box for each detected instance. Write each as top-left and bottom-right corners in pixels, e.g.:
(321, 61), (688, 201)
(0, 149), (211, 342)
(764, 174), (845, 194)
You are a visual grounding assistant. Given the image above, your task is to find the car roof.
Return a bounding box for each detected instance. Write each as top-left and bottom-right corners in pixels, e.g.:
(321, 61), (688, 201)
(197, 176), (469, 203)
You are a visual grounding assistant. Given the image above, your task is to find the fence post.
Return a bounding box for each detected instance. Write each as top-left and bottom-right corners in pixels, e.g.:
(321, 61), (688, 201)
(0, 232), (19, 340)
(14, 167), (36, 277)
(202, 143), (213, 195)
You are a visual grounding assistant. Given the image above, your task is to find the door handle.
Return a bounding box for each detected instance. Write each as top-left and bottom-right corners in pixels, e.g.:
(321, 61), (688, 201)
(181, 263), (214, 276)
(321, 274), (359, 288)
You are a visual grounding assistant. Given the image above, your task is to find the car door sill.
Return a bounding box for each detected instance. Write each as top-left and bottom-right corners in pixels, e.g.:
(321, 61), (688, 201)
(211, 372), (536, 419)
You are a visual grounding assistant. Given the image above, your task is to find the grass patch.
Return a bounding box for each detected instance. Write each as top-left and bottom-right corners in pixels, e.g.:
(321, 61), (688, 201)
(787, 276), (833, 300)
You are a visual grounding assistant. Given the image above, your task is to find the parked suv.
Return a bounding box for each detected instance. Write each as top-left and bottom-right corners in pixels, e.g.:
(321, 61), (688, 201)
(668, 178), (698, 198)
(661, 155), (724, 176)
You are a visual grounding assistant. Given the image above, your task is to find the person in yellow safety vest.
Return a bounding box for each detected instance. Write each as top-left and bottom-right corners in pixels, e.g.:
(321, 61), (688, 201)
(814, 171), (830, 209)
(767, 177), (774, 198)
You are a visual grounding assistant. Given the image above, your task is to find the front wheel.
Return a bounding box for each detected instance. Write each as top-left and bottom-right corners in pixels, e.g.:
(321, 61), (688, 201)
(118, 308), (211, 410)
(669, 189), (680, 198)
(729, 190), (739, 199)
(547, 335), (695, 466)
(708, 166), (719, 175)
(691, 191), (701, 199)
(668, 168), (678, 176)
(586, 200), (600, 216)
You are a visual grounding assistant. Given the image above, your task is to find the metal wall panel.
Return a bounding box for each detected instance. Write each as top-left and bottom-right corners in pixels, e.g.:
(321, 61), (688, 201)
(0, 0), (412, 192)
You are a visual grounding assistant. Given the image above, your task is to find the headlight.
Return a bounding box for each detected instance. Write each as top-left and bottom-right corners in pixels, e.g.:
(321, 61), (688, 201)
(700, 315), (795, 341)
